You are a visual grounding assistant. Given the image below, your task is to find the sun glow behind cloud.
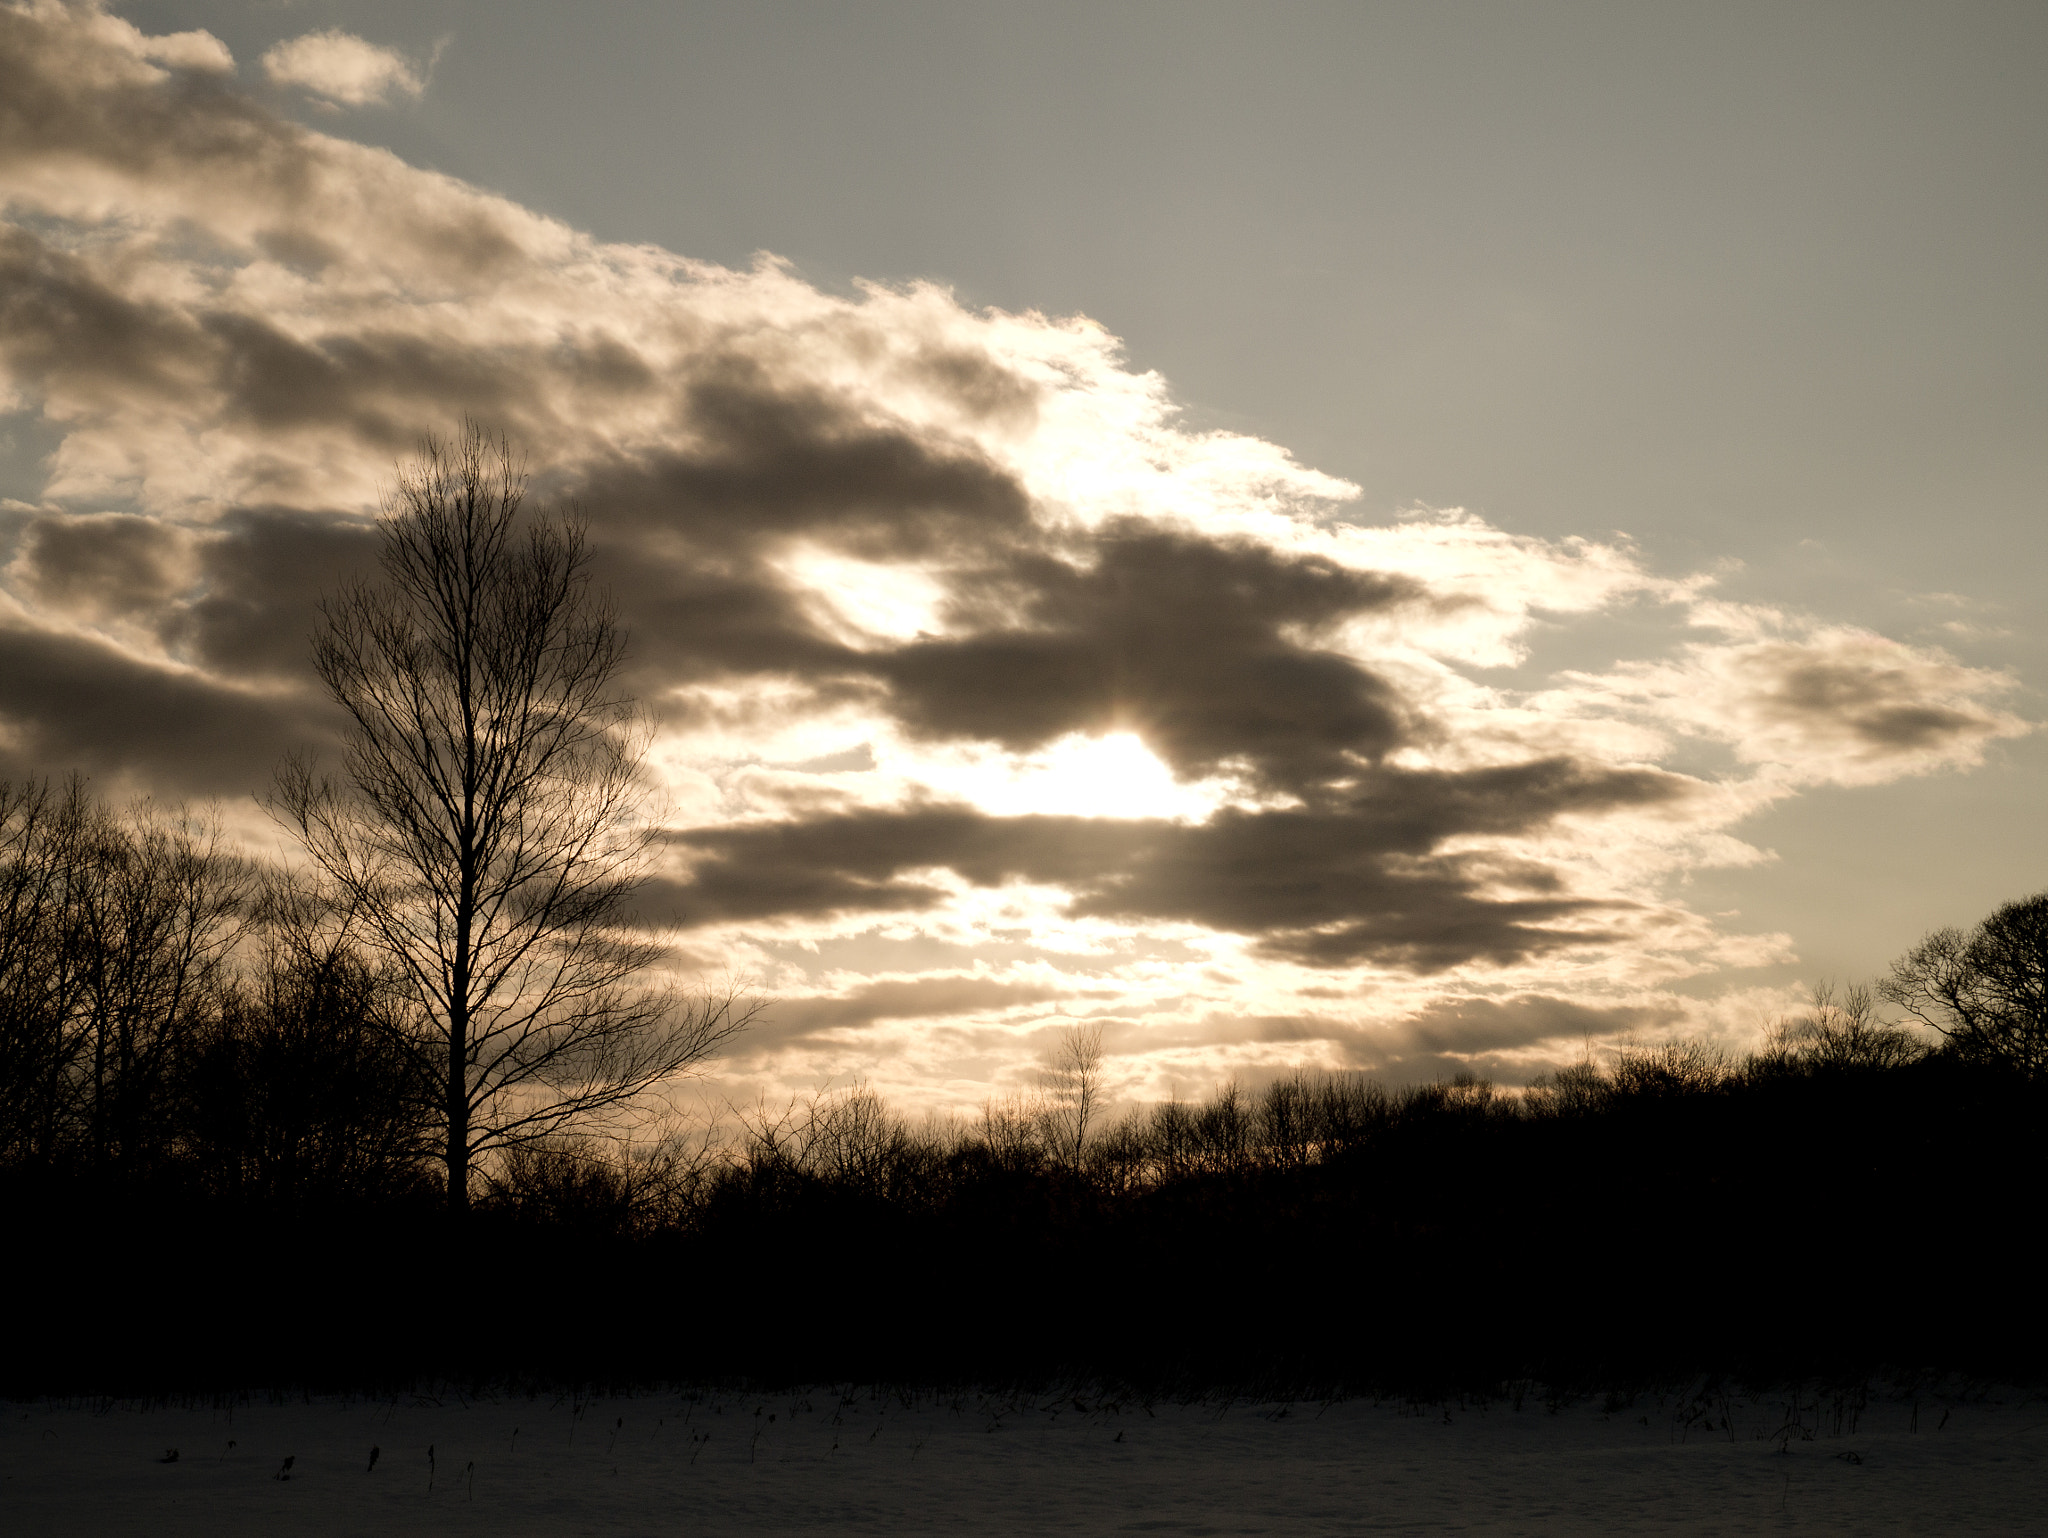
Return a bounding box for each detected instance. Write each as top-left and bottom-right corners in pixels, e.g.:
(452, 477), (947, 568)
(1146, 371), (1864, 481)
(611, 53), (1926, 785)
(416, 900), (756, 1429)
(0, 0), (2032, 1115)
(904, 731), (1224, 822)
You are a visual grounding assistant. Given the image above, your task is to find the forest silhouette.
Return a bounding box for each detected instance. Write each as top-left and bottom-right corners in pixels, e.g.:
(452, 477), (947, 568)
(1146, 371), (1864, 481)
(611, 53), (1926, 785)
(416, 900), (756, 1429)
(3, 771), (2044, 1395)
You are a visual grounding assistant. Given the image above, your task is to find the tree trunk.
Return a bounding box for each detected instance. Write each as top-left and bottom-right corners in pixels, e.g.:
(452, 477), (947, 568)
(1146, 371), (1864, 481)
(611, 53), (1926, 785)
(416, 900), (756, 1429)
(446, 994), (470, 1218)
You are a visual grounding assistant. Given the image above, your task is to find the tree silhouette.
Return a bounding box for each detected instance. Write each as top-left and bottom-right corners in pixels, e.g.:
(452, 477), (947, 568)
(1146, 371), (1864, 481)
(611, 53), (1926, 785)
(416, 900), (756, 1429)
(1039, 1022), (1105, 1174)
(1, 777), (247, 1175)
(1881, 891), (2048, 1078)
(274, 424), (751, 1215)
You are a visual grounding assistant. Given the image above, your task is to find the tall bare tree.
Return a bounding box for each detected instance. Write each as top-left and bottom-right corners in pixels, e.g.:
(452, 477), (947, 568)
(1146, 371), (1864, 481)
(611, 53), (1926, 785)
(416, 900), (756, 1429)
(1039, 1022), (1105, 1174)
(275, 425), (750, 1214)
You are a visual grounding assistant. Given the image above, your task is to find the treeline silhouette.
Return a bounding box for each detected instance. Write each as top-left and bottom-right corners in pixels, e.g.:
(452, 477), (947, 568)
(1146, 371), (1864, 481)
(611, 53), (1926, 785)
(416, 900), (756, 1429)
(5, 775), (2046, 1394)
(652, 1018), (2045, 1392)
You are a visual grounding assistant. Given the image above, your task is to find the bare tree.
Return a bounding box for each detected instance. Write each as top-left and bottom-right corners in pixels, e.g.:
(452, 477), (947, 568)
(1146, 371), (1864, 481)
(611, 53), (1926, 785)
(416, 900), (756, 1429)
(1, 778), (247, 1174)
(1038, 1023), (1105, 1174)
(1880, 893), (2048, 1078)
(0, 776), (93, 1165)
(1751, 979), (1926, 1074)
(79, 800), (249, 1172)
(274, 424), (752, 1215)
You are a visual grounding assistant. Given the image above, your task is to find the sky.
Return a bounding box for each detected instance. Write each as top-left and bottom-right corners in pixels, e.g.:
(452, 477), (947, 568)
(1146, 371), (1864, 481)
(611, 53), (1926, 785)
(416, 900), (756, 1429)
(1, 0), (2043, 1113)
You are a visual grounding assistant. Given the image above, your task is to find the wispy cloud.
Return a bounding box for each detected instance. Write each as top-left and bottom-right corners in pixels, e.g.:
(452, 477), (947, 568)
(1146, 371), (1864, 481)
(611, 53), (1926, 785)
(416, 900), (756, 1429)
(0, 1), (2027, 1108)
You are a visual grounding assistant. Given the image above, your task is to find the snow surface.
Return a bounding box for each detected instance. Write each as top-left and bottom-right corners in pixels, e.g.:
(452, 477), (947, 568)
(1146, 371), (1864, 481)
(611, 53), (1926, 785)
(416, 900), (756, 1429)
(4, 1381), (2043, 1534)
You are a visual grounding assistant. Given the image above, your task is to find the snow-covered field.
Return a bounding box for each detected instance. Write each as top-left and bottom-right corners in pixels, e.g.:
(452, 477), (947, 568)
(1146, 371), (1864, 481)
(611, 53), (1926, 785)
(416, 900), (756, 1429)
(5, 1380), (2043, 1534)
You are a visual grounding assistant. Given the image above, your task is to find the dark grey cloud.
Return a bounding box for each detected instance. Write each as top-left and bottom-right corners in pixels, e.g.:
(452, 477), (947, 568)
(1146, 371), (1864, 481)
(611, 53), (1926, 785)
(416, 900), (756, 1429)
(0, 227), (212, 411)
(873, 527), (1422, 792)
(592, 541), (856, 691)
(0, 503), (374, 791)
(664, 758), (1692, 971)
(0, 220), (640, 466)
(12, 512), (187, 619)
(1394, 994), (1686, 1057)
(0, 226), (515, 469)
(740, 974), (1072, 1056)
(575, 368), (1032, 556)
(1133, 993), (1686, 1085)
(898, 343), (1041, 429)
(559, 368), (1042, 697)
(1760, 654), (1989, 753)
(202, 312), (508, 448)
(160, 506), (379, 679)
(1326, 993), (1692, 1086)
(0, 499), (384, 787)
(648, 804), (1129, 929)
(1083, 759), (1687, 969)
(0, 617), (328, 796)
(0, 12), (1442, 817)
(0, 8), (244, 181)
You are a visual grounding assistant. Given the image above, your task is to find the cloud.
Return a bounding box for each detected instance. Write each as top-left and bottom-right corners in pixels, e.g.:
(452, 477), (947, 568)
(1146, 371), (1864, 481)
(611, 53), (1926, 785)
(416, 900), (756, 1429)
(739, 974), (1075, 1057)
(260, 29), (429, 109)
(0, 616), (332, 795)
(157, 507), (379, 680)
(8, 511), (192, 621)
(37, 1), (235, 76)
(1550, 614), (2026, 788)
(866, 526), (1424, 793)
(663, 757), (1693, 972)
(0, 2), (2029, 1109)
(1392, 993), (1686, 1058)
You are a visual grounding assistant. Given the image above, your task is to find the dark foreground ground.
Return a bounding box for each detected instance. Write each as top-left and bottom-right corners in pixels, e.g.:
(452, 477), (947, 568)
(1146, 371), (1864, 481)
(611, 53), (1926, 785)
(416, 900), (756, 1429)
(7, 1380), (2044, 1536)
